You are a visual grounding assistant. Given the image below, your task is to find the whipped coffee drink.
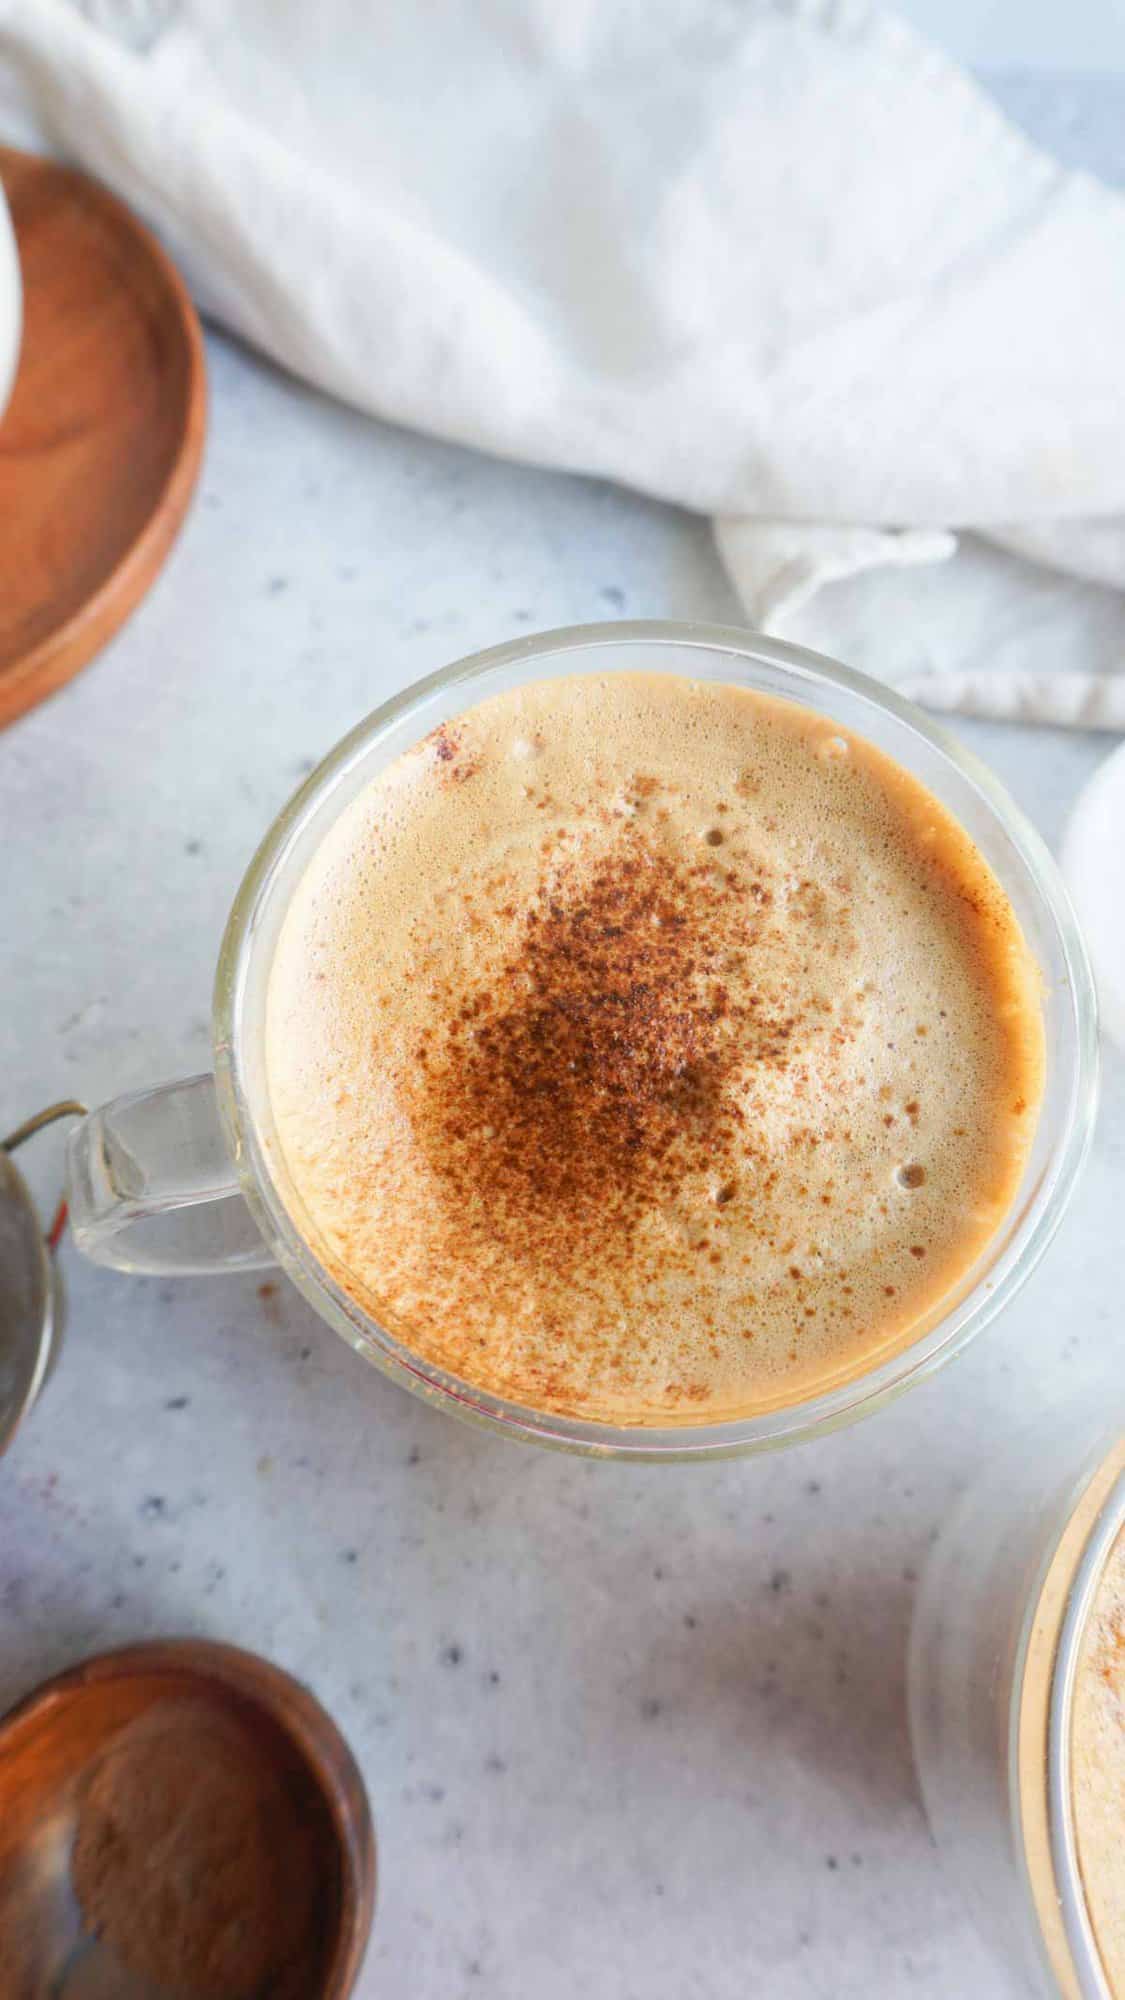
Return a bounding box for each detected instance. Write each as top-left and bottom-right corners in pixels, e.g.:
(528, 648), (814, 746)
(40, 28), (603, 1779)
(266, 674), (1044, 1423)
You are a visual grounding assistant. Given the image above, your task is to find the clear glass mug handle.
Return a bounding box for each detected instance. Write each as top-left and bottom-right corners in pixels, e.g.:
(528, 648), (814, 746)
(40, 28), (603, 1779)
(67, 1075), (274, 1274)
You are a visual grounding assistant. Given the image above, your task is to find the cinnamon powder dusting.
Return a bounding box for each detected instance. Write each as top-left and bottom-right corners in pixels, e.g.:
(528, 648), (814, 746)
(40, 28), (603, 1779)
(414, 832), (796, 1261)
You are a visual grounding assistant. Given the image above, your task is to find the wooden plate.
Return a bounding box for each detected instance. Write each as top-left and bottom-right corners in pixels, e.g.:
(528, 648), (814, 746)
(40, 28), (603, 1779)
(0, 1639), (376, 1996)
(0, 149), (206, 728)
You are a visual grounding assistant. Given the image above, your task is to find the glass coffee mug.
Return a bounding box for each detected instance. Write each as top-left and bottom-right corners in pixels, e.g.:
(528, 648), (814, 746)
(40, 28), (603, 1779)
(63, 623), (1097, 1458)
(910, 1400), (1125, 1996)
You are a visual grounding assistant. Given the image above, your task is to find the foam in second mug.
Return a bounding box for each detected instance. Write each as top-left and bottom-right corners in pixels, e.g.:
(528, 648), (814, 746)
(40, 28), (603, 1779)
(265, 673), (1045, 1424)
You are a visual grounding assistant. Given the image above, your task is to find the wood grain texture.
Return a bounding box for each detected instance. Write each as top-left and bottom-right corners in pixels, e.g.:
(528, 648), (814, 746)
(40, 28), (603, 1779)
(0, 1639), (376, 1997)
(0, 148), (206, 728)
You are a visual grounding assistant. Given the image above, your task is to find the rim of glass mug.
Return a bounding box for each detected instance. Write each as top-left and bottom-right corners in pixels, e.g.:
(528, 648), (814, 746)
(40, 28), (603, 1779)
(212, 620), (1099, 1461)
(907, 1410), (1123, 1996)
(1035, 1467), (1125, 1997)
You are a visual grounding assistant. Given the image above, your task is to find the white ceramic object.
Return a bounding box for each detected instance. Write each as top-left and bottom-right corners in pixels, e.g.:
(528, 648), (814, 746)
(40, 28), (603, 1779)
(1062, 740), (1125, 1051)
(0, 181), (22, 423)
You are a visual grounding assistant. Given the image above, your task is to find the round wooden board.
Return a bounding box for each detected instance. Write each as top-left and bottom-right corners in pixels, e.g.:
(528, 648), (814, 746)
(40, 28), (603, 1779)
(0, 149), (206, 728)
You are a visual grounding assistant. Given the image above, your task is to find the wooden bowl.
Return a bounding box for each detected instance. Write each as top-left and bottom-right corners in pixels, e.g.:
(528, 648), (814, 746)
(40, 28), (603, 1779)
(0, 1640), (375, 1998)
(0, 148), (206, 728)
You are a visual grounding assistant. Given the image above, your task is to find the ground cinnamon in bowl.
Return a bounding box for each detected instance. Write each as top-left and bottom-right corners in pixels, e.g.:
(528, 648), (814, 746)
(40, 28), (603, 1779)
(70, 1697), (325, 1999)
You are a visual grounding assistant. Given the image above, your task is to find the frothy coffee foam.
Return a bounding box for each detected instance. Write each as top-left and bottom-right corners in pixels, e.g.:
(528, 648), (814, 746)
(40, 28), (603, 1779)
(265, 674), (1044, 1423)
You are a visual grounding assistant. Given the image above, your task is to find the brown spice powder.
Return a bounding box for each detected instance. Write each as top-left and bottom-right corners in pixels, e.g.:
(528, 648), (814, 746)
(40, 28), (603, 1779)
(70, 1699), (323, 2000)
(415, 832), (798, 1261)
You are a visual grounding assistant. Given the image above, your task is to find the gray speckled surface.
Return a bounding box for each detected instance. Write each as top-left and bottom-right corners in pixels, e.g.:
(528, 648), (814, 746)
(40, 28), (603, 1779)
(2, 72), (1125, 2000)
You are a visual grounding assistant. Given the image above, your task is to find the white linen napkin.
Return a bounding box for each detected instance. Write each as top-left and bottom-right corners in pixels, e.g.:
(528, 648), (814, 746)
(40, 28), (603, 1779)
(3, 0), (1124, 724)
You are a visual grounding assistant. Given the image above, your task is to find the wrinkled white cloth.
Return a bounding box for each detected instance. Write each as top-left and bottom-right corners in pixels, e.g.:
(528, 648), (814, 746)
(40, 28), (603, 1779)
(3, 0), (1125, 723)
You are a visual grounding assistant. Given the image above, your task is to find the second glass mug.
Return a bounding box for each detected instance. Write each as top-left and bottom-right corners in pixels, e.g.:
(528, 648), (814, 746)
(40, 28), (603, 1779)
(64, 623), (1098, 1459)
